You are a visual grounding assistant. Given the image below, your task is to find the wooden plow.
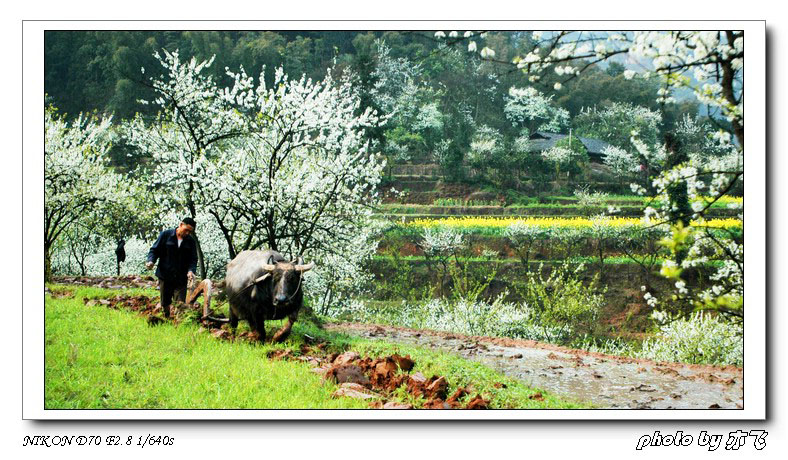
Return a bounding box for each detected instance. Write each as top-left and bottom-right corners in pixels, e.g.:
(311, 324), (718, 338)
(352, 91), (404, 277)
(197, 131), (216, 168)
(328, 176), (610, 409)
(185, 278), (229, 325)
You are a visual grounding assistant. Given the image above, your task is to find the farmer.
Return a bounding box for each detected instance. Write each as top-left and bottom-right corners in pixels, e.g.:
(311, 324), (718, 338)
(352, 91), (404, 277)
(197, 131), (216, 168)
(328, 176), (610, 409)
(145, 218), (198, 318)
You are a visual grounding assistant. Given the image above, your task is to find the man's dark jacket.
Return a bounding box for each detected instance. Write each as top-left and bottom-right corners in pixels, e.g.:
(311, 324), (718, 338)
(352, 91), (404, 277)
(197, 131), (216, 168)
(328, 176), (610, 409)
(146, 229), (198, 284)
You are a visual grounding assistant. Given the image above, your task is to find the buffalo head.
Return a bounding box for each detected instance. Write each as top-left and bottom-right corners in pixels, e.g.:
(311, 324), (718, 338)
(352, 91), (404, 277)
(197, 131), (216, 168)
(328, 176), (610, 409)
(260, 255), (314, 306)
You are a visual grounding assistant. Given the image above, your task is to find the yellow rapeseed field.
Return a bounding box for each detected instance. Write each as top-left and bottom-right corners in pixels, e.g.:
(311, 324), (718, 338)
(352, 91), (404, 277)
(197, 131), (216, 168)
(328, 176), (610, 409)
(705, 195), (743, 204)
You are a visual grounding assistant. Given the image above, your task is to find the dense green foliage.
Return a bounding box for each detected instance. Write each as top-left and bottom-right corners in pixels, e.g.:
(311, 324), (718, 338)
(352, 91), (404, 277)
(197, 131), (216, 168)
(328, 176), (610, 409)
(45, 31), (700, 173)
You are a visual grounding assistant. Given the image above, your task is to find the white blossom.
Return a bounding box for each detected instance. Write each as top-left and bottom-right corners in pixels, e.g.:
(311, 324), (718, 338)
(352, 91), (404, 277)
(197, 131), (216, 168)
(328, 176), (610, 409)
(601, 145), (639, 176)
(504, 86), (569, 132)
(467, 125), (503, 165)
(643, 291), (659, 308)
(480, 47), (496, 59)
(541, 146), (576, 165)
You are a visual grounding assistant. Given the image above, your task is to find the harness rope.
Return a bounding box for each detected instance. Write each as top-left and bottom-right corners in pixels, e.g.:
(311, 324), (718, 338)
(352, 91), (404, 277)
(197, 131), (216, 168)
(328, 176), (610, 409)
(287, 273), (304, 302)
(238, 268), (304, 319)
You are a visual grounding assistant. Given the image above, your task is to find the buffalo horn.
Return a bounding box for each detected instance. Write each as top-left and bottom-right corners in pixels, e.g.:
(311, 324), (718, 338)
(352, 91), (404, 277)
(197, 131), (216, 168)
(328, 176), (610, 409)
(295, 261), (315, 272)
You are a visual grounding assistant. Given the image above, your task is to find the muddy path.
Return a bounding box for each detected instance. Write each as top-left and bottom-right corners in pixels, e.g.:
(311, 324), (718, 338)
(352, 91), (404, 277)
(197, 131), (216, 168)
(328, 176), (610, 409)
(327, 322), (743, 410)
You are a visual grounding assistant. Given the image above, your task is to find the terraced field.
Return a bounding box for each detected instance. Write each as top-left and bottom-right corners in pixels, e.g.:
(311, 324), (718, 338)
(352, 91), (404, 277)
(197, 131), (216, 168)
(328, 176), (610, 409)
(364, 171), (743, 348)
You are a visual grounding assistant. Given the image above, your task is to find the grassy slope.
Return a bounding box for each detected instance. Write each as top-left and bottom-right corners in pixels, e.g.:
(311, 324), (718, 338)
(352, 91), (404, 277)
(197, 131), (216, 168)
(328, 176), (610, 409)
(45, 286), (586, 409)
(45, 287), (367, 409)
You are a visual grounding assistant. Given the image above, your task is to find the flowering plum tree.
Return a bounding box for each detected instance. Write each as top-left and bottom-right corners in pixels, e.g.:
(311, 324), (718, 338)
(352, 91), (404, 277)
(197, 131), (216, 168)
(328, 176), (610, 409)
(674, 113), (737, 165)
(600, 145), (640, 178)
(370, 40), (445, 164)
(198, 67), (385, 261)
(467, 125), (503, 167)
(541, 145), (578, 181)
(44, 106), (121, 281)
(125, 51), (386, 310)
(370, 40), (421, 118)
(504, 222), (547, 267)
(123, 50), (250, 277)
(61, 222), (103, 277)
(503, 86), (569, 134)
(574, 102), (663, 152)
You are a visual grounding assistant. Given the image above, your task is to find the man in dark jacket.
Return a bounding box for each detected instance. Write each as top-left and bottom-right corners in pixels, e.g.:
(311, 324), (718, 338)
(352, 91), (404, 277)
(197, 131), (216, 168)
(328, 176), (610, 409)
(146, 218), (198, 318)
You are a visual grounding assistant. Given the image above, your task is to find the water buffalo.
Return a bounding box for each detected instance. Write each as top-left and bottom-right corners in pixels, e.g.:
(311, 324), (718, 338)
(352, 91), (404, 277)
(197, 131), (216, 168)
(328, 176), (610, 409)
(224, 250), (314, 342)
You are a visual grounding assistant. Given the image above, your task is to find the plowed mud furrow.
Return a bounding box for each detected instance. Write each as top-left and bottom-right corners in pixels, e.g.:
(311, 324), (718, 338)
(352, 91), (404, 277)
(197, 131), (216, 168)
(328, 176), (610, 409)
(327, 322), (743, 410)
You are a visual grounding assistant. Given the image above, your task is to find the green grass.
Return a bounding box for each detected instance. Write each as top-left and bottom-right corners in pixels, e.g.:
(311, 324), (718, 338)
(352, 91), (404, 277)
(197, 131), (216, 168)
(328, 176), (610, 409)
(381, 223), (742, 239)
(372, 254), (725, 266)
(432, 198), (500, 206)
(45, 285), (585, 409)
(45, 286), (368, 409)
(530, 194), (741, 208)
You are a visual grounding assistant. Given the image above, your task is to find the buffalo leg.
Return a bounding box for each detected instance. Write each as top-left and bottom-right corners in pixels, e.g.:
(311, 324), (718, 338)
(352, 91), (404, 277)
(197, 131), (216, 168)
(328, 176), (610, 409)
(250, 310), (266, 342)
(229, 305), (239, 330)
(271, 311), (298, 343)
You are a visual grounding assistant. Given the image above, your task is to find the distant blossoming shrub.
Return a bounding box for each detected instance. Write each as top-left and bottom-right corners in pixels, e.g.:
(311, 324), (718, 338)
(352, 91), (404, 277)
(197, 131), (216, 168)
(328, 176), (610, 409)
(639, 311), (742, 366)
(324, 295), (570, 343)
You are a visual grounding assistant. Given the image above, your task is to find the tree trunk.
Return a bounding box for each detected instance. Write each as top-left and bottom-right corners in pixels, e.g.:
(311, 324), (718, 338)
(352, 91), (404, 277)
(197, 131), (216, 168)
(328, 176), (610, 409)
(597, 239), (606, 280)
(44, 244), (52, 283)
(186, 196), (207, 280)
(723, 31), (744, 150)
(193, 233), (207, 280)
(664, 133), (692, 266)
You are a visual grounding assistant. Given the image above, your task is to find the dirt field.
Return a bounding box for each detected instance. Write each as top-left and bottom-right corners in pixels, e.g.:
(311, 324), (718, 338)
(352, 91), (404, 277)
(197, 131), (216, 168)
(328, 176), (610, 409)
(327, 322), (743, 410)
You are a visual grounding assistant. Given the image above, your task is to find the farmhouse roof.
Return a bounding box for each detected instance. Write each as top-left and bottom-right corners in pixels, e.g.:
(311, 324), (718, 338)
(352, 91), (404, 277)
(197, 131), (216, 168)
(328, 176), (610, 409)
(528, 131), (612, 159)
